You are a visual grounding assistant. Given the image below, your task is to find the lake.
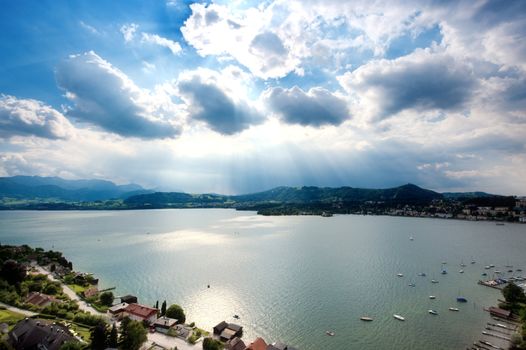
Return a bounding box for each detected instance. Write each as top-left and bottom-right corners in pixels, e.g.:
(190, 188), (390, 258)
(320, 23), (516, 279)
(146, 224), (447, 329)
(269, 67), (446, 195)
(0, 209), (525, 349)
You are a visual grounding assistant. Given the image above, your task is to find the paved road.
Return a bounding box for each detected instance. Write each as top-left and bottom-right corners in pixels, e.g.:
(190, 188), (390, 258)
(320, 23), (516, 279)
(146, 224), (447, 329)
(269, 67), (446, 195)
(144, 332), (200, 350)
(34, 266), (107, 319)
(0, 302), (37, 317)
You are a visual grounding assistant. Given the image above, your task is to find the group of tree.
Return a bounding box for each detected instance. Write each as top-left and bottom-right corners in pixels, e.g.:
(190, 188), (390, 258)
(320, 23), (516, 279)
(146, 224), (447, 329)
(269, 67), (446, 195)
(90, 322), (119, 350)
(118, 317), (147, 350)
(202, 337), (223, 350)
(98, 291), (114, 307)
(502, 283), (526, 349)
(155, 299), (185, 323)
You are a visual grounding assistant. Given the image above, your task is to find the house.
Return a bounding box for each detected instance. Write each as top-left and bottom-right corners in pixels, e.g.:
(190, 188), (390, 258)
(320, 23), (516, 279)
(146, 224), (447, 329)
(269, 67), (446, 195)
(120, 295), (138, 304)
(245, 337), (268, 350)
(124, 303), (158, 324)
(108, 303), (128, 318)
(25, 292), (59, 308)
(8, 318), (76, 350)
(226, 337), (246, 350)
(213, 321), (243, 341)
(153, 316), (177, 334)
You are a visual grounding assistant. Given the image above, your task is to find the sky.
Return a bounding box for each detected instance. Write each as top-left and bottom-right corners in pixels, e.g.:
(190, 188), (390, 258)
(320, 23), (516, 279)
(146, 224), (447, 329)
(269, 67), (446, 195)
(0, 0), (525, 195)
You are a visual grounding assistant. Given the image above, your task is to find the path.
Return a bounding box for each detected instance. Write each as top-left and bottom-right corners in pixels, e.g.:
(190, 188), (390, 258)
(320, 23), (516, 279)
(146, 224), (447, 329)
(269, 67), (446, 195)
(0, 302), (37, 317)
(34, 266), (107, 319)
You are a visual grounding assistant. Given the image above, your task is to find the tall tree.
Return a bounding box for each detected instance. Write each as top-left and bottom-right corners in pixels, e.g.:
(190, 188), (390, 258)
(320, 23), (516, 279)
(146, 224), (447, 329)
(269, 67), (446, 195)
(161, 300), (167, 316)
(90, 322), (107, 350)
(119, 318), (147, 350)
(99, 291), (114, 307)
(108, 323), (118, 348)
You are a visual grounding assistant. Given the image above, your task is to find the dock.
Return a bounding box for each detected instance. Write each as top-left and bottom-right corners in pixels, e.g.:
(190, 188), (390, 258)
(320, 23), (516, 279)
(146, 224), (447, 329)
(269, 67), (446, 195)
(467, 307), (520, 350)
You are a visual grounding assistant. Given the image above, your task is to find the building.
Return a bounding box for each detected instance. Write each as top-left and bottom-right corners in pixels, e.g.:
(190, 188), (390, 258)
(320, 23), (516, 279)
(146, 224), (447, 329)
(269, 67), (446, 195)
(153, 316), (177, 334)
(25, 292), (59, 308)
(8, 318), (76, 350)
(213, 321), (243, 341)
(245, 337), (268, 350)
(120, 295), (138, 304)
(108, 302), (128, 319)
(226, 336), (246, 350)
(124, 303), (158, 324)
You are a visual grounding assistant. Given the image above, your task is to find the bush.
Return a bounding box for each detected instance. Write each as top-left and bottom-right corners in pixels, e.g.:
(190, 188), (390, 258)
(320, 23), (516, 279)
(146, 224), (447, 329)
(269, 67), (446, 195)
(202, 337), (223, 350)
(99, 291), (114, 307)
(165, 304), (186, 324)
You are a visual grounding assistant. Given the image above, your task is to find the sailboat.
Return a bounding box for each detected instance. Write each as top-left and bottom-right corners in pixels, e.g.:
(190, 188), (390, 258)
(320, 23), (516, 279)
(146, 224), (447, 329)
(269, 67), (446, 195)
(460, 259), (466, 267)
(428, 309), (438, 315)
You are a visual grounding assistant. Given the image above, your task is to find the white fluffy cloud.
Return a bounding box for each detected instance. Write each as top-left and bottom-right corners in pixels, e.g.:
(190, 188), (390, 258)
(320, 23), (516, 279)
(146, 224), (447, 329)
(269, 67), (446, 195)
(55, 51), (181, 139)
(0, 95), (74, 139)
(141, 32), (182, 55)
(120, 23), (138, 42)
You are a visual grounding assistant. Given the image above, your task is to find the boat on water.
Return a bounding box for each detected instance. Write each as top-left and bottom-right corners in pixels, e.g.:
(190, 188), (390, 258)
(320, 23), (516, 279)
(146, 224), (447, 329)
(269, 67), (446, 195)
(495, 270), (502, 274)
(460, 260), (466, 267)
(418, 272), (426, 277)
(489, 264), (495, 268)
(326, 331), (335, 336)
(459, 269), (464, 273)
(441, 270), (447, 275)
(360, 317), (373, 322)
(233, 314), (240, 319)
(429, 295), (436, 299)
(408, 283), (415, 287)
(508, 269), (513, 273)
(431, 279), (439, 283)
(456, 297), (468, 303)
(393, 314), (405, 321)
(481, 272), (487, 276)
(449, 307), (459, 311)
(428, 309), (438, 315)
(517, 268), (523, 272)
(397, 273), (404, 277)
(409, 236), (414, 241)
(485, 266), (491, 269)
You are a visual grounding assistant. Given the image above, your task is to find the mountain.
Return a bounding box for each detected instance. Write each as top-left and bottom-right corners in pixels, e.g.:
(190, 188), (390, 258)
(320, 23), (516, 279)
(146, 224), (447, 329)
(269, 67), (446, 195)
(0, 176), (151, 202)
(442, 191), (494, 199)
(124, 183), (444, 209)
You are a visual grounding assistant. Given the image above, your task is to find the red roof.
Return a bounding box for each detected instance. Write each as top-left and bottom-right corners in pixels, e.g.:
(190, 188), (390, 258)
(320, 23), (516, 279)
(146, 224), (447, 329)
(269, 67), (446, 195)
(125, 303), (158, 319)
(245, 337), (268, 350)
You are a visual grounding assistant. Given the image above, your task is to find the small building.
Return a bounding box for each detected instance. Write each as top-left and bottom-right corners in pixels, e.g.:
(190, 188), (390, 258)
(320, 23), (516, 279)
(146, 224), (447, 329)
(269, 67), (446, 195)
(120, 295), (138, 304)
(25, 292), (59, 308)
(213, 321), (243, 341)
(226, 336), (246, 350)
(124, 303), (158, 324)
(108, 303), (128, 318)
(488, 306), (511, 319)
(8, 318), (76, 350)
(153, 316), (177, 334)
(245, 337), (268, 350)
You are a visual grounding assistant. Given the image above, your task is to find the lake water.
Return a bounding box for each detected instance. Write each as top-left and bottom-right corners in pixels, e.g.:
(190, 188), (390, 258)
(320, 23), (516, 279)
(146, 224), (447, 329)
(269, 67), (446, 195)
(0, 209), (525, 349)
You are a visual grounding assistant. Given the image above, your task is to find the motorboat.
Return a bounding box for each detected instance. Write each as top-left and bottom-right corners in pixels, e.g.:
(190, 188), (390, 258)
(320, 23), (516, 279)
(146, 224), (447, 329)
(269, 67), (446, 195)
(456, 297), (468, 303)
(397, 273), (404, 277)
(448, 307), (459, 311)
(326, 331), (335, 336)
(428, 310), (438, 315)
(360, 317), (373, 321)
(431, 279), (439, 283)
(429, 295), (436, 299)
(393, 314), (405, 321)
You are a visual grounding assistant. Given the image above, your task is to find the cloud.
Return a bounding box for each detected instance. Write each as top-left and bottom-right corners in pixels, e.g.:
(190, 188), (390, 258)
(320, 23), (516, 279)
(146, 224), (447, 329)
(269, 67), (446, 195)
(0, 95), (74, 139)
(176, 68), (263, 135)
(55, 51), (180, 139)
(264, 86), (349, 126)
(79, 21), (99, 35)
(338, 49), (475, 121)
(141, 32), (182, 55)
(120, 23), (138, 42)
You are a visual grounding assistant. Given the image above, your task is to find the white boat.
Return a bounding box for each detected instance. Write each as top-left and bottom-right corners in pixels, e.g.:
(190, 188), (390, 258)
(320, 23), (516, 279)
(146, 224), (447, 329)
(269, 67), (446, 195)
(325, 331), (335, 336)
(459, 269), (464, 273)
(431, 279), (439, 283)
(360, 316), (373, 321)
(448, 307), (459, 311)
(429, 295), (436, 299)
(408, 283), (415, 287)
(428, 309), (438, 315)
(397, 273), (404, 277)
(409, 236), (414, 241)
(393, 314), (405, 321)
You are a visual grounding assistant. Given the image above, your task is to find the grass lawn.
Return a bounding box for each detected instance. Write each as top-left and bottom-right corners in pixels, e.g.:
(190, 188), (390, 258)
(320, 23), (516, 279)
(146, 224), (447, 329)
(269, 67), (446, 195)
(69, 322), (91, 342)
(67, 284), (87, 294)
(0, 309), (26, 330)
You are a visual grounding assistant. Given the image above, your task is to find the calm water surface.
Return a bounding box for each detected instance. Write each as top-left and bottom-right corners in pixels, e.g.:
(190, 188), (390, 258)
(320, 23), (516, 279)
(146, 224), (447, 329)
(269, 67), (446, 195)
(1, 209), (525, 349)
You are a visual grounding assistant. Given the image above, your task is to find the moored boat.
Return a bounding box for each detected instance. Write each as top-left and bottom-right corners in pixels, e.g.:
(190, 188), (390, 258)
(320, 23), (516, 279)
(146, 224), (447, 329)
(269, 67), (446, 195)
(429, 295), (436, 299)
(428, 309), (438, 315)
(456, 297), (468, 303)
(326, 331), (335, 336)
(449, 307), (459, 311)
(397, 273), (404, 277)
(360, 316), (373, 321)
(431, 279), (439, 283)
(393, 314), (405, 321)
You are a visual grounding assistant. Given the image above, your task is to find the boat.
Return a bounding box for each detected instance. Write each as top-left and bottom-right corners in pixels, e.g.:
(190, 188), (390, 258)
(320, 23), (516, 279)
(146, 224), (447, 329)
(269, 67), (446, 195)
(441, 270), (447, 275)
(517, 268), (523, 272)
(508, 269), (513, 273)
(429, 295), (436, 299)
(481, 272), (487, 276)
(408, 283), (415, 287)
(459, 269), (464, 273)
(485, 266), (491, 269)
(442, 261), (447, 264)
(456, 297), (468, 303)
(495, 270), (501, 274)
(431, 279), (439, 283)
(448, 307), (459, 311)
(360, 317), (373, 321)
(428, 309), (438, 315)
(409, 236), (414, 241)
(418, 272), (426, 277)
(393, 314), (405, 321)
(460, 260), (466, 267)
(325, 331), (335, 336)
(233, 314), (240, 319)
(397, 273), (404, 277)
(489, 264), (495, 268)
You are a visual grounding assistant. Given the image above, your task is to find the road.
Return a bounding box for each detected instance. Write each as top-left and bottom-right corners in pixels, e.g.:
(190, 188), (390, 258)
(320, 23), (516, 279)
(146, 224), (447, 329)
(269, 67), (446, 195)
(143, 332), (201, 350)
(0, 302), (37, 317)
(34, 266), (107, 318)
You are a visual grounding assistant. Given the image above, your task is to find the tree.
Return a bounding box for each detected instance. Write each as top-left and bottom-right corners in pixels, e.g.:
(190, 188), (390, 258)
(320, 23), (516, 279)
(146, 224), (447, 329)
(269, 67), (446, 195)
(202, 337), (223, 350)
(59, 341), (83, 350)
(108, 323), (118, 348)
(90, 322), (108, 350)
(165, 304), (185, 324)
(155, 300), (159, 309)
(99, 291), (114, 307)
(119, 318), (147, 350)
(503, 283), (526, 304)
(161, 300), (167, 316)
(0, 260), (26, 285)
